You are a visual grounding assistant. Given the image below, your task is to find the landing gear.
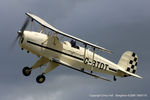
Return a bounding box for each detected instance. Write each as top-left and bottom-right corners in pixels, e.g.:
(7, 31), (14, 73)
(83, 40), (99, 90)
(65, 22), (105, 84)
(36, 74), (46, 83)
(113, 76), (117, 81)
(90, 71), (93, 73)
(81, 68), (84, 72)
(22, 67), (31, 76)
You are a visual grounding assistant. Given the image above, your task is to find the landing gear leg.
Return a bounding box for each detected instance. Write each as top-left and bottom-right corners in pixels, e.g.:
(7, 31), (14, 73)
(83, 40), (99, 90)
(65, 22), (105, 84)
(113, 76), (117, 81)
(35, 62), (58, 84)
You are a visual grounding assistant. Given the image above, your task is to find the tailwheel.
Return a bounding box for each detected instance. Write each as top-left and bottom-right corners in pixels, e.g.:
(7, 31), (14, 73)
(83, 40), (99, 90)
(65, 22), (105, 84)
(22, 67), (31, 76)
(36, 74), (45, 84)
(113, 76), (117, 81)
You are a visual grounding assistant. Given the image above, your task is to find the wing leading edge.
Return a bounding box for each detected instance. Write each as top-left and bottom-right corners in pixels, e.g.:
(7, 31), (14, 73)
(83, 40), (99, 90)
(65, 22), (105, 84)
(25, 13), (112, 54)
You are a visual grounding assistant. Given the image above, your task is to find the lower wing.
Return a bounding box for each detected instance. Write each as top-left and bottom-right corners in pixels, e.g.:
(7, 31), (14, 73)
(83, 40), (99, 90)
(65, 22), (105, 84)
(51, 58), (111, 82)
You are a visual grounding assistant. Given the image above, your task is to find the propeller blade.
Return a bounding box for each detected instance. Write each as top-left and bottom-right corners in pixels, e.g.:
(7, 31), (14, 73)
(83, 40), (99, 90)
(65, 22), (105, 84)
(10, 16), (30, 49)
(20, 17), (30, 35)
(10, 35), (20, 49)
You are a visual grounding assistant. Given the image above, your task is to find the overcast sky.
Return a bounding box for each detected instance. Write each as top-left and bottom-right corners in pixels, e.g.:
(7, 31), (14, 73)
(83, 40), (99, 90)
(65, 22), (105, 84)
(0, 0), (150, 100)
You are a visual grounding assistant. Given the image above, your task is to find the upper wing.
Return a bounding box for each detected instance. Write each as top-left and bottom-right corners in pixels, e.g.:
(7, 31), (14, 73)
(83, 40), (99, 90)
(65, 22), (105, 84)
(25, 13), (112, 54)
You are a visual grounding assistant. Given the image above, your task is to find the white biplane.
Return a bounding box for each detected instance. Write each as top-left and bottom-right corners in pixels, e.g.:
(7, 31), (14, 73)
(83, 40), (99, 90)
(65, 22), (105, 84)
(14, 13), (142, 83)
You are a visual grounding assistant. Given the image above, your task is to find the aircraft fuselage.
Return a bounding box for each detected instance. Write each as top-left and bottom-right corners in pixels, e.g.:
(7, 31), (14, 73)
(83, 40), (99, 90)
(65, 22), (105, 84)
(20, 31), (124, 78)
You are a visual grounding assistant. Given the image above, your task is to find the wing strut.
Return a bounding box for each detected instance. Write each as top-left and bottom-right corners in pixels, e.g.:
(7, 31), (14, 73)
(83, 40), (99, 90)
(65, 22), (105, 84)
(91, 47), (96, 73)
(30, 18), (33, 31)
(81, 44), (87, 71)
(83, 44), (87, 59)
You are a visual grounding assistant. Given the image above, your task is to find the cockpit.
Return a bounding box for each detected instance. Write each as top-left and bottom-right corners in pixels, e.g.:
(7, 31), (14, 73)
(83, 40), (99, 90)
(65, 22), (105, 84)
(70, 40), (79, 49)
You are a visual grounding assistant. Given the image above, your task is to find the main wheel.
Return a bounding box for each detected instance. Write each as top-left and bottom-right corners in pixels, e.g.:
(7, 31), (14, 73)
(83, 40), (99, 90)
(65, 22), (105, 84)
(22, 67), (31, 76)
(36, 74), (45, 83)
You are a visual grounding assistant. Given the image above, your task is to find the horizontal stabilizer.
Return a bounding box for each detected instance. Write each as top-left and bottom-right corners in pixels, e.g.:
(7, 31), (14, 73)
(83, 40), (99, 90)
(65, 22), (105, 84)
(51, 58), (111, 82)
(118, 67), (142, 79)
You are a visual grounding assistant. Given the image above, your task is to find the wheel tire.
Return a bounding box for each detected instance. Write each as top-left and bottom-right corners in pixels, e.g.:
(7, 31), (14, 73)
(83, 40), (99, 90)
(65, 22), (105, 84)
(22, 67), (31, 76)
(113, 76), (117, 81)
(36, 74), (45, 84)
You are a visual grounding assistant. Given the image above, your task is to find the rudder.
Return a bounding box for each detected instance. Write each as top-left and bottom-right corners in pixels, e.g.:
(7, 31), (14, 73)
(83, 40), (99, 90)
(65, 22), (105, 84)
(118, 51), (138, 74)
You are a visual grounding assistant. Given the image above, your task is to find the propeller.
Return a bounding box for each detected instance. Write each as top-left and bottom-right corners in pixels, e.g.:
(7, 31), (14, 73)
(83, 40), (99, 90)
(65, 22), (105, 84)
(11, 35), (20, 48)
(18, 17), (30, 37)
(11, 17), (30, 48)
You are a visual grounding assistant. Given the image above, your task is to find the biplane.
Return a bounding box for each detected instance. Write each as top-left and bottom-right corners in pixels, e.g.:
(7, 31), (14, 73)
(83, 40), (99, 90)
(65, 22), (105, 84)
(14, 13), (142, 83)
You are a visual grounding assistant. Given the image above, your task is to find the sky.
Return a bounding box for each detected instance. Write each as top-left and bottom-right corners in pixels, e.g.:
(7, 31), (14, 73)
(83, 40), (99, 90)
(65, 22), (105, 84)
(0, 0), (150, 100)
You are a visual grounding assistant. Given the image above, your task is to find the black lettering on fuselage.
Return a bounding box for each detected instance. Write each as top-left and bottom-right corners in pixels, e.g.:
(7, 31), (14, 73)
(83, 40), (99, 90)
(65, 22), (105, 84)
(92, 60), (96, 67)
(97, 61), (100, 68)
(100, 63), (104, 69)
(105, 64), (109, 71)
(84, 58), (89, 64)
(84, 57), (108, 71)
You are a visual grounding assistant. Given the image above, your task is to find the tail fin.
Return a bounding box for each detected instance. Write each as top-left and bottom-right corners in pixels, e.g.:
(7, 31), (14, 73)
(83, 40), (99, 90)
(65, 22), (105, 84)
(118, 51), (140, 78)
